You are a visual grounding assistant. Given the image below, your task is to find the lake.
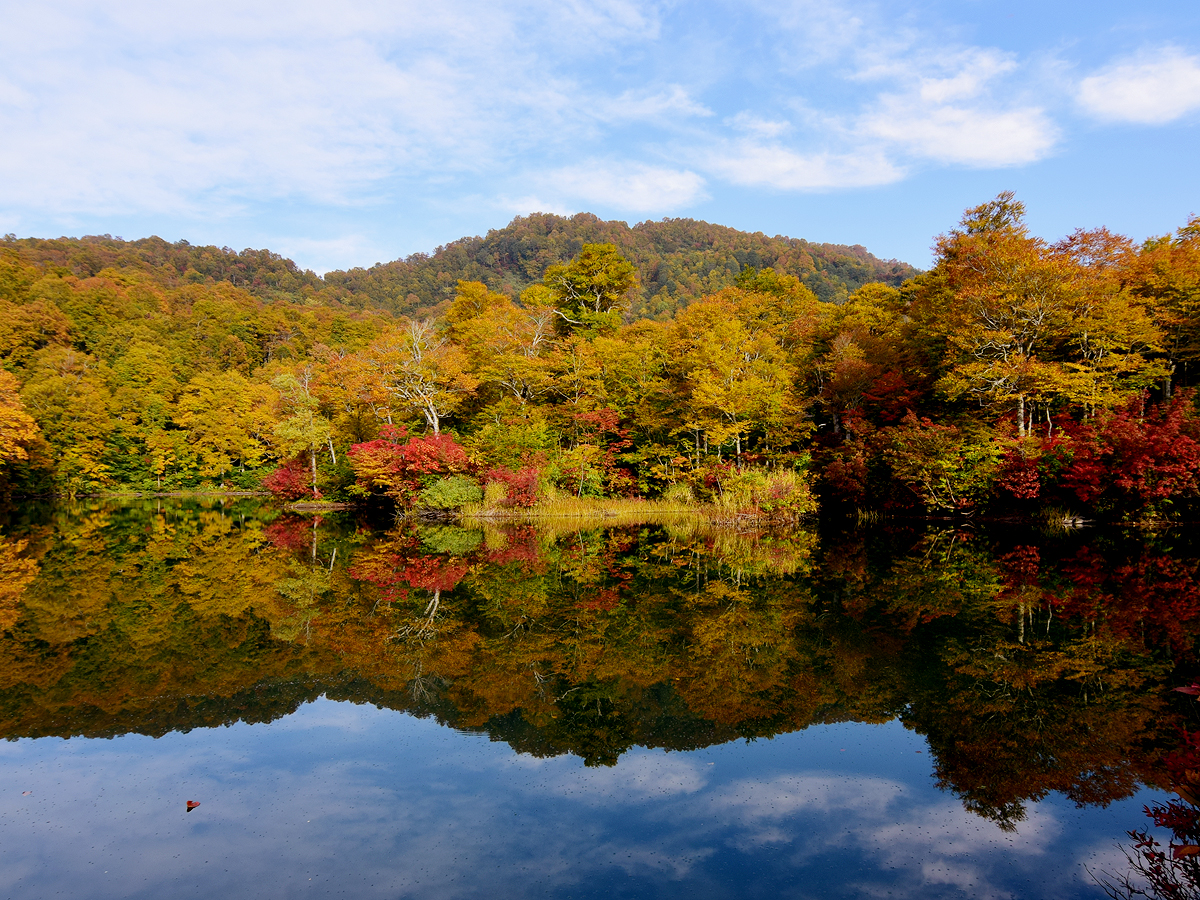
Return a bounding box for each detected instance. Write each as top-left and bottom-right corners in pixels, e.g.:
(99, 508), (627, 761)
(0, 499), (1196, 899)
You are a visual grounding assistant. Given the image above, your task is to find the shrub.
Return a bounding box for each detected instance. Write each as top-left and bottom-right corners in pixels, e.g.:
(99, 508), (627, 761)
(263, 458), (315, 501)
(419, 475), (483, 510)
(484, 467), (541, 508)
(348, 429), (473, 507)
(715, 465), (817, 522)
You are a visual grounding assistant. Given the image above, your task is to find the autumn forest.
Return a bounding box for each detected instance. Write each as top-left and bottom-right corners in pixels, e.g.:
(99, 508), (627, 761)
(2, 195), (1199, 522)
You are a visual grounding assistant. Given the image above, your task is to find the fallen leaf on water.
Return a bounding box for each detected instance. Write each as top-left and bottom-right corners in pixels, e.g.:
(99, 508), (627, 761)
(186, 801), (200, 811)
(22, 791), (31, 796)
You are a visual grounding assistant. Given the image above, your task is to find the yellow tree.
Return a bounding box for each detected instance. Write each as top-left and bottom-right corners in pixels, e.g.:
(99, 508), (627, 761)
(1054, 228), (1164, 415)
(1128, 216), (1200, 396)
(446, 282), (556, 404)
(543, 243), (639, 335)
(671, 297), (798, 465)
(365, 321), (478, 435)
(19, 348), (115, 492)
(272, 366), (333, 495)
(175, 370), (276, 479)
(0, 370), (40, 466)
(933, 193), (1076, 437)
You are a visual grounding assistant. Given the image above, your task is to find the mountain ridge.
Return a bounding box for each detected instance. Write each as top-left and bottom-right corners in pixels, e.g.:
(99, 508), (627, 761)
(4, 212), (918, 321)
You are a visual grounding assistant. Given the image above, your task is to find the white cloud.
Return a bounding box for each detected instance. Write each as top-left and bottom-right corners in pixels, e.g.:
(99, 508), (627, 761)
(1079, 48), (1200, 125)
(704, 140), (904, 190)
(271, 235), (385, 275)
(543, 161), (708, 212)
(861, 99), (1057, 167)
(597, 86), (714, 123)
(0, 0), (660, 220)
(725, 112), (792, 139)
(852, 46), (1057, 168)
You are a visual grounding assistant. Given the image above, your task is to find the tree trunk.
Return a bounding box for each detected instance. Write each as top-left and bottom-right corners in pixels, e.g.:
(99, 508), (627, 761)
(1016, 394), (1026, 438)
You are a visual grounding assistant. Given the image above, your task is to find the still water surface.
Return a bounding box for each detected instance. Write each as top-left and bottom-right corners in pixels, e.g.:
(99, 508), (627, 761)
(0, 500), (1196, 898)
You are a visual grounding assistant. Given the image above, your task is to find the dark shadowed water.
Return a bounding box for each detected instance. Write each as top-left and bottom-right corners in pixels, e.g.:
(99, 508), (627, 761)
(1, 499), (1197, 899)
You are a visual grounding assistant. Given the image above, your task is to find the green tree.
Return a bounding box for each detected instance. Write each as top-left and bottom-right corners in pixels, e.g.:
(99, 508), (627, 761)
(543, 243), (639, 335)
(272, 367), (334, 496)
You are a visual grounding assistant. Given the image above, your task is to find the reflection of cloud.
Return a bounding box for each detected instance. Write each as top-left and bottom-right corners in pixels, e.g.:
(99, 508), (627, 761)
(691, 773), (1062, 899)
(541, 752), (710, 802)
(0, 708), (1142, 900)
(711, 773), (904, 820)
(1079, 48), (1200, 124)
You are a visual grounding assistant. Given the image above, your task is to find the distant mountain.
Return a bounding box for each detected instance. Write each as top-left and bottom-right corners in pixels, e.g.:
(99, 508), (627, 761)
(322, 213), (919, 319)
(4, 213), (918, 320)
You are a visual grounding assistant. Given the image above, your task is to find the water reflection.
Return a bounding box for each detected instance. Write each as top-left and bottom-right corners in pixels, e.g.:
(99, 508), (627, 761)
(1, 500), (1198, 896)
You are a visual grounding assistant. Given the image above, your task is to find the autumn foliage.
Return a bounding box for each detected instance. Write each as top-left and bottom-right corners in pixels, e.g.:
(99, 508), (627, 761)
(348, 426), (474, 506)
(4, 201), (1200, 520)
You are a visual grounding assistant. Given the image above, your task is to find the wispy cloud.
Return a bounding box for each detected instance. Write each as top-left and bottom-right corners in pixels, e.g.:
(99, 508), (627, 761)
(703, 141), (903, 190)
(1078, 47), (1200, 125)
(853, 47), (1058, 168)
(0, 0), (1191, 249)
(596, 86), (715, 123)
(860, 100), (1057, 167)
(541, 161), (709, 211)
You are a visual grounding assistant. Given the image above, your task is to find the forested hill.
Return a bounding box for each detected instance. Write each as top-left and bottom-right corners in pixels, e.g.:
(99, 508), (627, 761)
(3, 213), (916, 318)
(321, 213), (917, 318)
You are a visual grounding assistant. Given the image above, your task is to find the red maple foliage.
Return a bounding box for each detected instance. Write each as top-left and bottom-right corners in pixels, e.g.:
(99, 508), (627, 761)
(483, 466), (541, 507)
(348, 427), (473, 506)
(263, 458), (317, 501)
(1054, 393), (1200, 515)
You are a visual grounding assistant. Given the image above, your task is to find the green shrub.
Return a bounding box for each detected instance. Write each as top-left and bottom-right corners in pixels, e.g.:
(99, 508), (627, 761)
(419, 475), (483, 510)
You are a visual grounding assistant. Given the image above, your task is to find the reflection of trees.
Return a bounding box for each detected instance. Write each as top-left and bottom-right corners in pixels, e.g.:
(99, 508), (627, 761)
(1098, 688), (1200, 899)
(896, 534), (1180, 829)
(0, 533), (41, 633)
(1, 505), (1197, 820)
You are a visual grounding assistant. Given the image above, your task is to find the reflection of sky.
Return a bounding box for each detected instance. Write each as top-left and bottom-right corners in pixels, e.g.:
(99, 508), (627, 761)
(0, 700), (1152, 899)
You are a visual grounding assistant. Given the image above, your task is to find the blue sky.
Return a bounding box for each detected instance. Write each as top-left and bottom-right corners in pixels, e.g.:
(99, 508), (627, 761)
(1, 0), (1198, 272)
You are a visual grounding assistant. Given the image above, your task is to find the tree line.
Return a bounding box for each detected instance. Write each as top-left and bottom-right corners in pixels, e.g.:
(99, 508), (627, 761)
(1, 194), (1199, 520)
